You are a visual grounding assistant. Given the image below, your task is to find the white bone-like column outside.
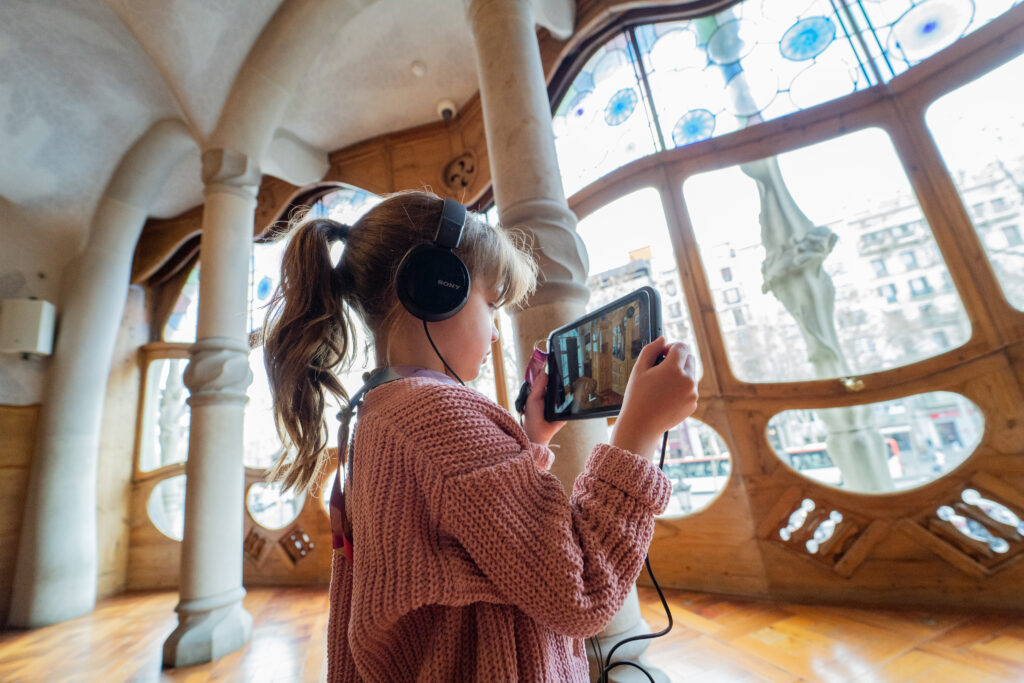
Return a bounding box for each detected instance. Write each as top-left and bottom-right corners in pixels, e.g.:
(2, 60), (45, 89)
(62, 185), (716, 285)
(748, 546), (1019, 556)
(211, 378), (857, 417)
(8, 119), (195, 628)
(161, 149), (257, 667)
(465, 1), (668, 680)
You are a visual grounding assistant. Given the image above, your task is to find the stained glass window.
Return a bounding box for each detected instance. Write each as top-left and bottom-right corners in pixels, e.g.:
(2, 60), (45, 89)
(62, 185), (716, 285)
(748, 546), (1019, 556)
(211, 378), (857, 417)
(552, 0), (1022, 197)
(639, 2), (869, 149)
(849, 0), (1022, 79)
(553, 36), (660, 196)
(163, 265), (199, 342)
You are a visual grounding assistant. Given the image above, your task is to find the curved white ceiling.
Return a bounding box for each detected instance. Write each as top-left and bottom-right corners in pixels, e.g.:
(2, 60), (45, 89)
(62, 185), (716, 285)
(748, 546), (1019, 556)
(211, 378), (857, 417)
(0, 0), (480, 232)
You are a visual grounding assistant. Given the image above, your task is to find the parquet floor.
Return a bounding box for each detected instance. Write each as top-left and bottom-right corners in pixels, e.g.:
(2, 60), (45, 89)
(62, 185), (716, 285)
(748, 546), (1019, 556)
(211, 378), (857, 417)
(2, 585), (1024, 682)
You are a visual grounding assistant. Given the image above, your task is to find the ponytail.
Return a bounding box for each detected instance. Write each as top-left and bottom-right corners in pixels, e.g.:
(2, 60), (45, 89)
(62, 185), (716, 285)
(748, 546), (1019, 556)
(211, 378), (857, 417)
(263, 218), (354, 493)
(262, 190), (539, 493)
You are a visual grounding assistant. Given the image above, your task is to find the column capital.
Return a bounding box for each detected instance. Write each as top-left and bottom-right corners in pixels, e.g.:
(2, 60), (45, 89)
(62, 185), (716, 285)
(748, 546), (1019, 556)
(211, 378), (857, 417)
(201, 148), (261, 195)
(184, 337), (252, 406)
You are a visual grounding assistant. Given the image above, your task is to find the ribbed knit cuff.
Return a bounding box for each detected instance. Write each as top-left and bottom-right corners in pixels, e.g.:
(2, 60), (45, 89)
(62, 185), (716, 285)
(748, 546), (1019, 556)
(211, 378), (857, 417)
(585, 444), (672, 514)
(530, 442), (555, 471)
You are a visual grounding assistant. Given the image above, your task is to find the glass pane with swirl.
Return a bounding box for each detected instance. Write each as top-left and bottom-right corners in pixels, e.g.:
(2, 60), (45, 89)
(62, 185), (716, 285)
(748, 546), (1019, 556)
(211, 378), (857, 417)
(637, 1), (871, 152)
(848, 0), (1021, 79)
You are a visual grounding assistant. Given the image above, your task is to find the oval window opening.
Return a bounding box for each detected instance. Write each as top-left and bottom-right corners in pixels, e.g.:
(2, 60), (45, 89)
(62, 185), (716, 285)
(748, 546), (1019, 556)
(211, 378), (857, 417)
(658, 418), (731, 518)
(246, 481), (305, 530)
(148, 475), (187, 541)
(767, 391), (983, 494)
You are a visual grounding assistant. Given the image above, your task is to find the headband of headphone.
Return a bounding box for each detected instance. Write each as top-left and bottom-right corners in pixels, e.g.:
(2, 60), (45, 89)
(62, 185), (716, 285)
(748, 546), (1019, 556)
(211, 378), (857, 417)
(394, 198), (471, 322)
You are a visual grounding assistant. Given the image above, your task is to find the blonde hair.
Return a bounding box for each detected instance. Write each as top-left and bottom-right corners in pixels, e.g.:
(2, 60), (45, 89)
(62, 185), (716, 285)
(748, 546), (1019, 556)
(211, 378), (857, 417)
(262, 190), (538, 492)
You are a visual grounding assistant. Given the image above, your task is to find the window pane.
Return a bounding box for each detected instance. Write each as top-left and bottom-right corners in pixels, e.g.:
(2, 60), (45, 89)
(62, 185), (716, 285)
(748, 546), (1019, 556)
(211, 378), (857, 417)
(926, 51), (1024, 310)
(554, 34), (659, 196)
(576, 188), (701, 378)
(640, 2), (872, 151)
(850, 0), (1021, 80)
(248, 240), (287, 335)
(660, 418), (731, 517)
(768, 391), (983, 494)
(138, 358), (190, 472)
(245, 186), (382, 463)
(163, 265), (199, 342)
(148, 475), (186, 541)
(246, 481), (305, 530)
(683, 127), (971, 382)
(245, 346), (284, 469)
(314, 186), (382, 224)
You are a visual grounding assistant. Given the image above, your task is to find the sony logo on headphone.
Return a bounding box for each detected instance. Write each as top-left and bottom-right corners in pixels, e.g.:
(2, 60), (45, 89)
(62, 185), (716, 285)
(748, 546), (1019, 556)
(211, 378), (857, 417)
(437, 279), (460, 289)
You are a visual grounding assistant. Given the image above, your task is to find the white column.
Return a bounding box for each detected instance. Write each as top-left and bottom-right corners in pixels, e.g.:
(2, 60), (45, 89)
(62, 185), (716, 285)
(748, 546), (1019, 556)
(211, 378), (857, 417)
(9, 120), (193, 628)
(162, 149), (257, 667)
(465, 1), (667, 680)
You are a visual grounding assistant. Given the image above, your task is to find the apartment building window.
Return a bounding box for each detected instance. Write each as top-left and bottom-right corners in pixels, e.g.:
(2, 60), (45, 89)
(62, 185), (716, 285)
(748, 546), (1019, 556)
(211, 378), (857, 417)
(721, 267), (733, 283)
(870, 258), (888, 277)
(1003, 224), (1022, 247)
(900, 250), (919, 270)
(879, 283), (898, 303)
(732, 308), (746, 327)
(909, 276), (933, 297)
(724, 287), (741, 304)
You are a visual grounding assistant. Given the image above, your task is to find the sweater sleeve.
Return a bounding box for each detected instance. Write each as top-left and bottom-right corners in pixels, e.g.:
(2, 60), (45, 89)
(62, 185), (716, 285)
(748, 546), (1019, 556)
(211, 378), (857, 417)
(435, 427), (672, 639)
(530, 442), (555, 471)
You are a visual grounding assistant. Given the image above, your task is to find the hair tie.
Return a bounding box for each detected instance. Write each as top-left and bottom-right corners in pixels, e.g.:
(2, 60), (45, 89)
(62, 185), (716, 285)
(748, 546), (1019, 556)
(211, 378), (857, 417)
(325, 222), (350, 243)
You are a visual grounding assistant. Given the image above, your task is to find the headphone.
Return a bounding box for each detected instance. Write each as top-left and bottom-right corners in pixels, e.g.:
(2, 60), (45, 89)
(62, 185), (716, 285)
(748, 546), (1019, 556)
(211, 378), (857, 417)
(394, 198), (470, 322)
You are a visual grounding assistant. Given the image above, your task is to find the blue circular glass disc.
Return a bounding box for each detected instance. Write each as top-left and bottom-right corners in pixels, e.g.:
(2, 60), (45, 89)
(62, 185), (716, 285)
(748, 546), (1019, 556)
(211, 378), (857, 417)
(672, 109), (716, 146)
(604, 88), (638, 126)
(257, 276), (272, 301)
(888, 0), (975, 63)
(780, 16), (836, 61)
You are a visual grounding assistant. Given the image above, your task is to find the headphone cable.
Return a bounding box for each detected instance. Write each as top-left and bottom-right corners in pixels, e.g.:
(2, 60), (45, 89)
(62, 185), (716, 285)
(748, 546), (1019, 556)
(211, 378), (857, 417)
(423, 319), (464, 386)
(591, 430), (673, 683)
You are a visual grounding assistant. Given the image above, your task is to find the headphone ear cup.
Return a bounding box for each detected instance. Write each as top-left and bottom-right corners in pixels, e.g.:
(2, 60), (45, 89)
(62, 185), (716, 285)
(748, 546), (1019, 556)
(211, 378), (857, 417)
(395, 244), (471, 322)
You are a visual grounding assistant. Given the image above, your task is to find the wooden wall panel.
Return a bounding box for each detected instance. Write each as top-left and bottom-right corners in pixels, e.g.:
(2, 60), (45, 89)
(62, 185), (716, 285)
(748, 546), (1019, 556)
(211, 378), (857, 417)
(0, 404), (39, 625)
(127, 464), (336, 590)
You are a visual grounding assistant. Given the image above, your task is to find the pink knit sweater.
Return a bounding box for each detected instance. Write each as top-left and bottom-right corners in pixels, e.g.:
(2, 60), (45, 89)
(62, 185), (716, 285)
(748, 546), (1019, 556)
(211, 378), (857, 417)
(327, 376), (671, 682)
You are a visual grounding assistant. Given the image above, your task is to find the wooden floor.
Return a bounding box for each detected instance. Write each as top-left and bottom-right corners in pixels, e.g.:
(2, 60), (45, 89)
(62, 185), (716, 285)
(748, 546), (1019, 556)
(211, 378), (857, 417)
(2, 585), (1024, 682)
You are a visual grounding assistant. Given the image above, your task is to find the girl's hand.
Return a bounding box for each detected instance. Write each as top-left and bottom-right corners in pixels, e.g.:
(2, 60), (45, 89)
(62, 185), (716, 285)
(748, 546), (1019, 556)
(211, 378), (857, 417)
(611, 337), (698, 460)
(523, 369), (566, 446)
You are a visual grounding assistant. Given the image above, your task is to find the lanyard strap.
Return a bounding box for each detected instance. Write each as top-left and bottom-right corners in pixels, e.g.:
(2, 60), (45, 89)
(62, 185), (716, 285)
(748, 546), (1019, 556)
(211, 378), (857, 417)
(328, 367), (404, 562)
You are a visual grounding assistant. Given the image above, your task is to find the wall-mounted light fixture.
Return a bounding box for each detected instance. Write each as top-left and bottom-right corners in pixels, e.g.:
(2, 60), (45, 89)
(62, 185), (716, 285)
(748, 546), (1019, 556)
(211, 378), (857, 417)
(0, 298), (56, 357)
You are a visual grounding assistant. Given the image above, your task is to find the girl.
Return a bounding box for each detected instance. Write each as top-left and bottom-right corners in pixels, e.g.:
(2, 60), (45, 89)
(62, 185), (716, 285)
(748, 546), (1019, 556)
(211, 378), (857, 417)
(263, 190), (698, 682)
